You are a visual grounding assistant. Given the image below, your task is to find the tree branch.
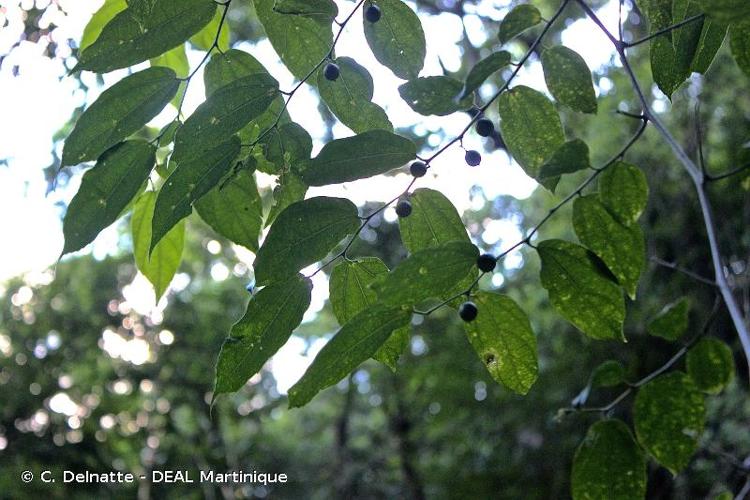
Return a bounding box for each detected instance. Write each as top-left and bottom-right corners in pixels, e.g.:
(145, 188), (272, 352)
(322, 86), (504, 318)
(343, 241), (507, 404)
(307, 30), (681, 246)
(576, 0), (750, 376)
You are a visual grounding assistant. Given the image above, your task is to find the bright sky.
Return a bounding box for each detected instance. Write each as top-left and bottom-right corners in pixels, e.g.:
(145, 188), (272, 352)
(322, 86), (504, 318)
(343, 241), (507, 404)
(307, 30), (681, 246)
(0, 0), (622, 393)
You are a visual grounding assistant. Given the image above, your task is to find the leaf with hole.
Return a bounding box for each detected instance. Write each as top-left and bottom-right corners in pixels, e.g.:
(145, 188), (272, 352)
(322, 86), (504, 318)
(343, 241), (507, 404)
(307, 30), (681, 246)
(463, 292), (538, 395)
(214, 274), (312, 397)
(62, 140), (155, 255)
(62, 67), (179, 167)
(538, 239), (625, 341)
(254, 197), (361, 286)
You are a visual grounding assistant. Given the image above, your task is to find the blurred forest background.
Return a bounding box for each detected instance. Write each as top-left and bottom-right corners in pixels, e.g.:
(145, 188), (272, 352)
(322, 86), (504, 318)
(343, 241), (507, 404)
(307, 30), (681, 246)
(1, 0), (749, 498)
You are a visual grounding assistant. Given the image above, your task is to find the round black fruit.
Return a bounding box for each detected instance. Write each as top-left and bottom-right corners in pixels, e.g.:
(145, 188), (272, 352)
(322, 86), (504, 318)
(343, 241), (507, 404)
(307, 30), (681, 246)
(477, 253), (496, 273)
(476, 118), (494, 137)
(410, 161), (427, 178)
(465, 150), (482, 167)
(396, 200), (412, 218)
(324, 63), (340, 81)
(459, 301), (479, 322)
(365, 4), (381, 22)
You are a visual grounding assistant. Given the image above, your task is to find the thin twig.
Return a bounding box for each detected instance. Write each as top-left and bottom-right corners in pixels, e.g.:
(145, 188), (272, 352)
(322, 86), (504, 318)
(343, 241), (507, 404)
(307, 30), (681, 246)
(623, 13), (705, 48)
(650, 256), (717, 287)
(706, 163), (750, 182)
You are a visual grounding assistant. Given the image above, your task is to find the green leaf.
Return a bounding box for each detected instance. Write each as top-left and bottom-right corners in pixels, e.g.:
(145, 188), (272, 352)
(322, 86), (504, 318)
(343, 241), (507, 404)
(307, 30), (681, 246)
(80, 0), (128, 53)
(697, 0), (750, 22)
(254, 0), (333, 80)
(318, 57), (393, 133)
(363, 0), (426, 80)
(74, 0), (217, 73)
(463, 292), (538, 395)
(648, 298), (690, 341)
(300, 130), (416, 186)
(398, 76), (474, 116)
(461, 51), (512, 99)
(288, 305), (411, 408)
(62, 67), (179, 167)
(690, 19), (728, 74)
(190, 7), (230, 52)
(266, 172), (308, 226)
(639, 0), (724, 96)
(62, 140), (155, 255)
(260, 122), (313, 174)
(214, 274), (312, 396)
(538, 139), (591, 179)
(152, 137), (241, 251)
(329, 258), (408, 370)
(573, 195), (645, 299)
(132, 191), (185, 300)
(731, 20), (750, 77)
(194, 169), (263, 251)
(686, 338), (735, 394)
(373, 241), (479, 307)
(498, 4), (541, 45)
(150, 44), (189, 77)
(571, 420), (647, 500)
(537, 240), (626, 341)
(204, 49), (271, 95)
(542, 46), (597, 114)
(329, 257), (389, 324)
(634, 372), (706, 474)
(254, 197), (361, 286)
(398, 188), (469, 253)
(498, 85), (565, 190)
(172, 73), (279, 164)
(598, 161), (649, 226)
(373, 326), (410, 372)
(273, 0), (338, 17)
(591, 360), (626, 388)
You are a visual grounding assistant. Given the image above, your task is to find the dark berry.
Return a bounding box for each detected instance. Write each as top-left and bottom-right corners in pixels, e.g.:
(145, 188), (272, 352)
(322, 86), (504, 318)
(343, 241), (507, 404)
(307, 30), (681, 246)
(467, 106), (481, 118)
(459, 301), (478, 322)
(365, 4), (382, 22)
(465, 150), (482, 167)
(324, 62), (340, 81)
(477, 253), (497, 273)
(476, 118), (494, 137)
(409, 161), (427, 178)
(395, 199), (412, 218)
